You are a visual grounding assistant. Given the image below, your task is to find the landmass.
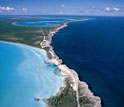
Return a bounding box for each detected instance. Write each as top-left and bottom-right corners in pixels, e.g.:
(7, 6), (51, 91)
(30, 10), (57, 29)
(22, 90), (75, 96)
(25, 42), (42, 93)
(0, 16), (101, 107)
(0, 17), (54, 48)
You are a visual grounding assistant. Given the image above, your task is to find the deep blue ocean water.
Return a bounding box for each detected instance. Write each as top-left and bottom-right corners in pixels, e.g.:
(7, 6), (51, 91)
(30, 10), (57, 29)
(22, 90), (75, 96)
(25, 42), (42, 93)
(0, 41), (64, 107)
(0, 16), (85, 107)
(52, 16), (124, 107)
(6, 16), (124, 107)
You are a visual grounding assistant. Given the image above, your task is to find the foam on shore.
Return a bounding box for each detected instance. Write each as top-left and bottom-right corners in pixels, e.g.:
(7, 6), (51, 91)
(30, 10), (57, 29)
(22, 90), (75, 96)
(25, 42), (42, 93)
(40, 19), (101, 107)
(0, 41), (65, 107)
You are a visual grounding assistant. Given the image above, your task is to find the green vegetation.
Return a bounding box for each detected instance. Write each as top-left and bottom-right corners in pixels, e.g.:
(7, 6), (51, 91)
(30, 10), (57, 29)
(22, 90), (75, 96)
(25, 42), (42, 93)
(0, 17), (96, 107)
(78, 83), (95, 107)
(48, 78), (77, 107)
(79, 96), (92, 106)
(48, 77), (95, 107)
(42, 47), (53, 59)
(0, 18), (54, 48)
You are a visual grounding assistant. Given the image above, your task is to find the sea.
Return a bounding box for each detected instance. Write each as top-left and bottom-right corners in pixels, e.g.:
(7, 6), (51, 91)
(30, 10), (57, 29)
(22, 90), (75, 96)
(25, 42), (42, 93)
(14, 18), (66, 27)
(1, 16), (124, 107)
(0, 41), (64, 107)
(13, 15), (87, 27)
(52, 16), (124, 107)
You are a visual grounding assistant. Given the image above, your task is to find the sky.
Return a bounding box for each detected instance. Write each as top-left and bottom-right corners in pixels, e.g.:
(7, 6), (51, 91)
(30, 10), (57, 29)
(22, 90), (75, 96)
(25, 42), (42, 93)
(0, 0), (124, 16)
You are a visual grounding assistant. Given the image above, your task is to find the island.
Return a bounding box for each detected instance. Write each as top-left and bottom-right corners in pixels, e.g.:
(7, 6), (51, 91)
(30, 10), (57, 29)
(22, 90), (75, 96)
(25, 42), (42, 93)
(0, 16), (101, 107)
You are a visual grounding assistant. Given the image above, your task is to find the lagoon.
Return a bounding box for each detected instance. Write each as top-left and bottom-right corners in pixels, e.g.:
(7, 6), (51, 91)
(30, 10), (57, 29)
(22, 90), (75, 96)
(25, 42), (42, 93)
(0, 41), (64, 107)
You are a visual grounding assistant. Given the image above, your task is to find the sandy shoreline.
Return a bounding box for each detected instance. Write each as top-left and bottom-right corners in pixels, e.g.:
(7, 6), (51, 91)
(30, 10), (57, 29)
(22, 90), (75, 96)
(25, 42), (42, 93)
(40, 19), (102, 107)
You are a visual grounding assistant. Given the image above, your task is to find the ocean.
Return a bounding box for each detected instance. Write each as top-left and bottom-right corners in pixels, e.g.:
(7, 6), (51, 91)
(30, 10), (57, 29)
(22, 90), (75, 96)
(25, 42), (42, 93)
(14, 18), (66, 27)
(0, 41), (64, 107)
(3, 16), (124, 107)
(0, 16), (84, 107)
(52, 16), (124, 107)
(13, 16), (87, 27)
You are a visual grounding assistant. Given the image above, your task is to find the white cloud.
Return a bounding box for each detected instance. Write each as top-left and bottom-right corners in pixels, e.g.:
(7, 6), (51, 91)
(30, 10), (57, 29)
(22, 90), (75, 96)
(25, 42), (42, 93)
(22, 8), (27, 12)
(113, 7), (120, 11)
(6, 7), (14, 11)
(0, 6), (5, 10)
(60, 4), (65, 8)
(105, 7), (111, 11)
(105, 7), (120, 12)
(0, 6), (14, 11)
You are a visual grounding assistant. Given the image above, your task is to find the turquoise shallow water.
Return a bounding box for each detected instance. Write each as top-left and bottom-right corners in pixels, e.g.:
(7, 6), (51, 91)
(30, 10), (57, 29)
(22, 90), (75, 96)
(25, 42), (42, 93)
(0, 41), (64, 107)
(14, 18), (67, 27)
(13, 16), (86, 27)
(9, 16), (124, 107)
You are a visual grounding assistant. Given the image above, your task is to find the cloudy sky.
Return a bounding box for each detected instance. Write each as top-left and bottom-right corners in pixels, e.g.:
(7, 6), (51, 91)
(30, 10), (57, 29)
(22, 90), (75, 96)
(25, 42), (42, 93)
(0, 0), (124, 16)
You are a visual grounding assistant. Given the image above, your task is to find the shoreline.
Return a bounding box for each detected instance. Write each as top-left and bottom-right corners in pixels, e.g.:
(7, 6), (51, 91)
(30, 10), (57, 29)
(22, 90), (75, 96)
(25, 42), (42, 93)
(0, 18), (101, 106)
(40, 19), (102, 107)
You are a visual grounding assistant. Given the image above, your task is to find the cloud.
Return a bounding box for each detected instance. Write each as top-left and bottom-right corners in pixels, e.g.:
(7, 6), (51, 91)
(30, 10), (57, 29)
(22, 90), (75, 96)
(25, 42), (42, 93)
(6, 7), (14, 11)
(60, 4), (65, 8)
(22, 8), (27, 12)
(105, 7), (120, 12)
(105, 7), (111, 11)
(0, 6), (5, 10)
(113, 7), (120, 11)
(0, 6), (14, 11)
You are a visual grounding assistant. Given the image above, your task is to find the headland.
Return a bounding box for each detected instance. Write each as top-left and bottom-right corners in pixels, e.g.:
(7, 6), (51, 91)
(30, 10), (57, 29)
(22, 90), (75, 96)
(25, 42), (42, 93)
(40, 19), (101, 107)
(0, 17), (101, 107)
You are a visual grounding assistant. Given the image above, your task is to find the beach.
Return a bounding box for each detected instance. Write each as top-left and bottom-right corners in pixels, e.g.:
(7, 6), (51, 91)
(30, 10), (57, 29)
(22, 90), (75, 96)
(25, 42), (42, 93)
(40, 20), (101, 107)
(0, 17), (101, 107)
(0, 41), (65, 107)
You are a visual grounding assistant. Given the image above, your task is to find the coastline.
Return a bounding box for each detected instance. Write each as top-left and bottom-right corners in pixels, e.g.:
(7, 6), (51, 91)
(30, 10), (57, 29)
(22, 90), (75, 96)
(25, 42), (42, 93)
(40, 20), (102, 107)
(0, 18), (101, 106)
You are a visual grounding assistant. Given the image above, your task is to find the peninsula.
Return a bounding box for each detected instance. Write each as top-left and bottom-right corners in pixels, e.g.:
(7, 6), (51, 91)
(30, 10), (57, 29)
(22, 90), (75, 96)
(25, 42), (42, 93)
(0, 16), (101, 107)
